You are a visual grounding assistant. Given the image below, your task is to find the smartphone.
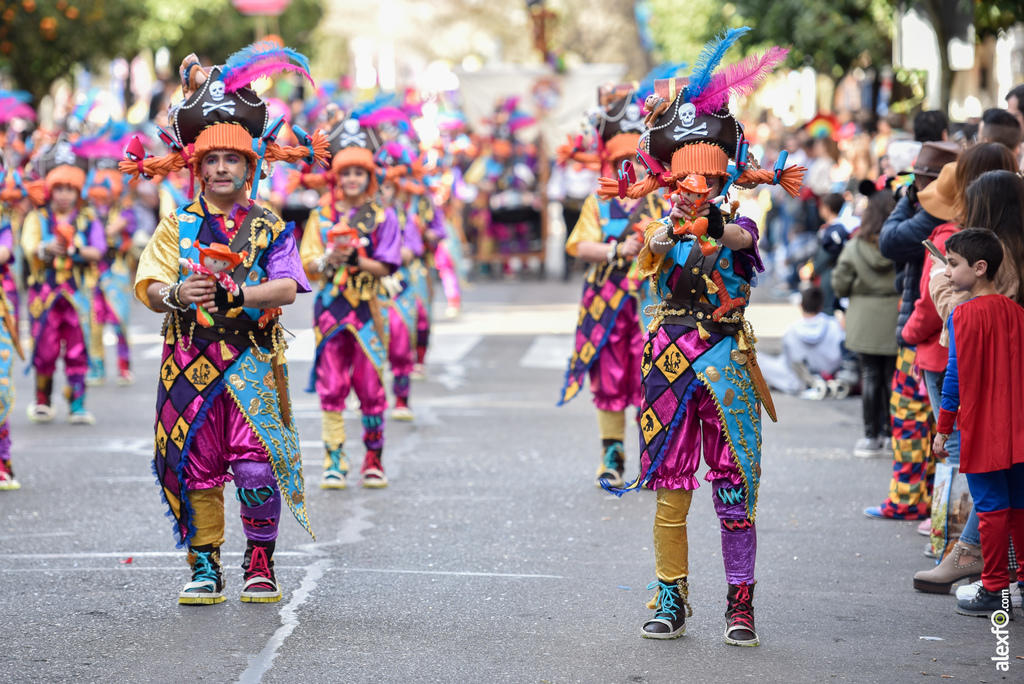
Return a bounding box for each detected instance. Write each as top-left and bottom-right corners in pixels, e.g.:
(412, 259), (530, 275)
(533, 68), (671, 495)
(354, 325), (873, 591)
(922, 239), (947, 264)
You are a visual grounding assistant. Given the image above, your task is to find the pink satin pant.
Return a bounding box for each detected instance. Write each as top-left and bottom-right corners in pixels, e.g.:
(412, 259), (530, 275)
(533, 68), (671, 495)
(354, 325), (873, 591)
(315, 329), (387, 414)
(434, 241), (460, 304)
(184, 391), (271, 490)
(589, 297), (642, 412)
(387, 305), (414, 379)
(34, 296), (88, 377)
(645, 382), (742, 492)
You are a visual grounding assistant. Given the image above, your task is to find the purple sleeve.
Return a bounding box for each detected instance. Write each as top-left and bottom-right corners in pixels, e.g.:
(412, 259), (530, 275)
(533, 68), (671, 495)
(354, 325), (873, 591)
(372, 208), (403, 274)
(428, 199), (448, 241)
(403, 216), (425, 257)
(121, 208), (138, 238)
(0, 225), (12, 251)
(264, 231), (312, 293)
(733, 215), (764, 274)
(88, 218), (107, 251)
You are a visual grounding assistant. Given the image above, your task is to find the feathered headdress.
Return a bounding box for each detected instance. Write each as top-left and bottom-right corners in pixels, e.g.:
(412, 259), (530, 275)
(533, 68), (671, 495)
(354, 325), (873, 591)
(597, 28), (804, 202)
(0, 90), (36, 125)
(119, 41), (329, 201)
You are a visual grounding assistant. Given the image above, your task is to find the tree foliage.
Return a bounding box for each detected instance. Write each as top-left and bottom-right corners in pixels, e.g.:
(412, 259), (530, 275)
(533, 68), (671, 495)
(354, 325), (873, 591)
(0, 0), (323, 106)
(0, 0), (146, 104)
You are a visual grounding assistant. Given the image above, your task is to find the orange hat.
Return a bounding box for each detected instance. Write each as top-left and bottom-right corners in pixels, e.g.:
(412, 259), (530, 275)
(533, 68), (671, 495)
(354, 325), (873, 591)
(679, 173), (710, 195)
(917, 162), (957, 222)
(197, 242), (246, 269)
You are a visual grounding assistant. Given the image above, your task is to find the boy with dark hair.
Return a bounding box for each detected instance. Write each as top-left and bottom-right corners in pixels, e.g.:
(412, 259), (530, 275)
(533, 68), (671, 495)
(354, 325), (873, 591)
(933, 228), (1024, 618)
(813, 193), (850, 315)
(979, 108), (1022, 154)
(1005, 85), (1024, 132)
(914, 110), (949, 143)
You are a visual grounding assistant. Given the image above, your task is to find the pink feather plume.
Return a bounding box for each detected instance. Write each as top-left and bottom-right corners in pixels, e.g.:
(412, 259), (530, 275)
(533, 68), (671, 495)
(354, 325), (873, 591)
(220, 41), (314, 93)
(690, 46), (789, 116)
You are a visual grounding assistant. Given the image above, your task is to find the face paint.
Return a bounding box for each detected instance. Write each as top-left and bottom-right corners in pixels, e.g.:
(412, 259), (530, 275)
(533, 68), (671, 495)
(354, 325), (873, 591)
(231, 174), (246, 192)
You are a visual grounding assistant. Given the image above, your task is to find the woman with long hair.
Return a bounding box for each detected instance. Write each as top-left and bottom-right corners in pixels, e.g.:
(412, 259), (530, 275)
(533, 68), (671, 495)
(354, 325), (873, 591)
(833, 191), (900, 458)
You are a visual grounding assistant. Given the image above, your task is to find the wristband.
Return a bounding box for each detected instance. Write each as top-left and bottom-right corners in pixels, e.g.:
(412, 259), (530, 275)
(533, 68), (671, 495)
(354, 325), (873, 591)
(607, 239), (619, 264)
(706, 203), (725, 240)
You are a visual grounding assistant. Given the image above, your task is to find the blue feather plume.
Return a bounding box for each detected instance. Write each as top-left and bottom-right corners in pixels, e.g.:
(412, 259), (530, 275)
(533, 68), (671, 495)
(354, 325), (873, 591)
(687, 27), (751, 100)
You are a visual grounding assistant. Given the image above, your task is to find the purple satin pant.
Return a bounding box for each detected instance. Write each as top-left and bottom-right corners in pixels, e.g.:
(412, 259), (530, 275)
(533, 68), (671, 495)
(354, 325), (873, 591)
(33, 296), (88, 377)
(315, 329), (387, 415)
(589, 297), (642, 412)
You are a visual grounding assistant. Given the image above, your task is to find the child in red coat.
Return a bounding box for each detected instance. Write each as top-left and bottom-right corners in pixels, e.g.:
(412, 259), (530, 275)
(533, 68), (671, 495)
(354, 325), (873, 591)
(934, 228), (1024, 619)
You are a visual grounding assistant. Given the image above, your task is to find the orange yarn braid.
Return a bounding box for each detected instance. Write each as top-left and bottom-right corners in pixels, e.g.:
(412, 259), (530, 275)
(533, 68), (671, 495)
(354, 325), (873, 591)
(596, 174), (660, 200)
(735, 166), (806, 198)
(25, 180), (48, 207)
(266, 129), (330, 168)
(119, 153), (187, 182)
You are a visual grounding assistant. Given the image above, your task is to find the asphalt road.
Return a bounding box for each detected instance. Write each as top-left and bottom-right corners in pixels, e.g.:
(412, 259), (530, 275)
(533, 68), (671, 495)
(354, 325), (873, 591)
(0, 279), (1019, 683)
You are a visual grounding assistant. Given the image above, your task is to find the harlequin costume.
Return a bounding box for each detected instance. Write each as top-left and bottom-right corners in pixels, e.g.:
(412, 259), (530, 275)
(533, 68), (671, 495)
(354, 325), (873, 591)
(21, 137), (104, 425)
(297, 111), (402, 490)
(124, 42), (329, 605)
(937, 293), (1024, 610)
(599, 29), (803, 645)
(375, 141), (427, 419)
(402, 173), (446, 376)
(79, 128), (138, 386)
(0, 157), (27, 489)
(557, 82), (669, 487)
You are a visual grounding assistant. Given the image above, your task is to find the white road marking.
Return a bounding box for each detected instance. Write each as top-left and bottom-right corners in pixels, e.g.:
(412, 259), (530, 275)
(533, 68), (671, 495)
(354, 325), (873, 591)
(424, 333), (482, 365)
(0, 551), (311, 560)
(519, 334), (573, 369)
(339, 568), (564, 580)
(235, 559), (329, 684)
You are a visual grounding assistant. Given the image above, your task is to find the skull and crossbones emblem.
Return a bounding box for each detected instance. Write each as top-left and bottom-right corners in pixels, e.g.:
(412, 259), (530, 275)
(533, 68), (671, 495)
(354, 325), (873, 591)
(202, 80), (236, 116)
(339, 118), (367, 148)
(620, 103), (645, 133)
(53, 142), (77, 167)
(673, 103), (707, 139)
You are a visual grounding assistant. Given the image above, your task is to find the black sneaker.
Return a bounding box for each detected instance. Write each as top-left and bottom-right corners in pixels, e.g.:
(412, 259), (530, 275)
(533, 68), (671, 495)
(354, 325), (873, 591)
(241, 541), (282, 603)
(724, 581), (759, 646)
(596, 440), (625, 488)
(179, 546), (225, 605)
(956, 586), (1015, 619)
(641, 579), (691, 639)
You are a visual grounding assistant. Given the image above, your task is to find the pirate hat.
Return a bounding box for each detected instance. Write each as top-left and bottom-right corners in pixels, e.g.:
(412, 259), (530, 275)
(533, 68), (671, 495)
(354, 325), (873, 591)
(595, 84), (646, 163)
(599, 28), (804, 201)
(119, 41), (329, 198)
(31, 133), (89, 196)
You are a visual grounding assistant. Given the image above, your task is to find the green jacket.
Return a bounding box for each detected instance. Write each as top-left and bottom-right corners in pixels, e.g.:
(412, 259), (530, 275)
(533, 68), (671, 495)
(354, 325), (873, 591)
(832, 236), (900, 356)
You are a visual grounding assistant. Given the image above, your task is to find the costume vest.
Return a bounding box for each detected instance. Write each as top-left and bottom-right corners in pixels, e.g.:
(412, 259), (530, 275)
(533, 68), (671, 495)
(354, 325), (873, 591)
(153, 199), (310, 548)
(308, 201), (391, 386)
(558, 195), (666, 405)
(26, 207), (96, 368)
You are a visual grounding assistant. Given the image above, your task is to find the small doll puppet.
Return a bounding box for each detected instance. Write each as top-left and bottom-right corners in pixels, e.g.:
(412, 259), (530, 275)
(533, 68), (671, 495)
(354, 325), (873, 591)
(179, 243), (247, 326)
(320, 224), (369, 296)
(671, 173), (722, 256)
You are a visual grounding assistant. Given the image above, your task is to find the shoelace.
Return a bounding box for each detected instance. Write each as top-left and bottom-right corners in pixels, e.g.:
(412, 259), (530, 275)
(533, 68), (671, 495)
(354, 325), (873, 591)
(192, 552), (219, 585)
(236, 486), (274, 507)
(326, 448), (346, 471)
(728, 585), (754, 629)
(246, 547), (274, 588)
(602, 443), (623, 471)
(647, 581), (693, 619)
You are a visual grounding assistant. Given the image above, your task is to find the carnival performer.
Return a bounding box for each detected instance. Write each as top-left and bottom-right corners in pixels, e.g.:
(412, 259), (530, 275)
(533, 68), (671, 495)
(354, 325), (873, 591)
(298, 111), (402, 490)
(125, 43), (326, 605)
(557, 82), (669, 488)
(0, 155), (26, 489)
(21, 137), (104, 425)
(403, 166), (446, 378)
(600, 29), (803, 646)
(81, 130), (138, 386)
(377, 143), (424, 421)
